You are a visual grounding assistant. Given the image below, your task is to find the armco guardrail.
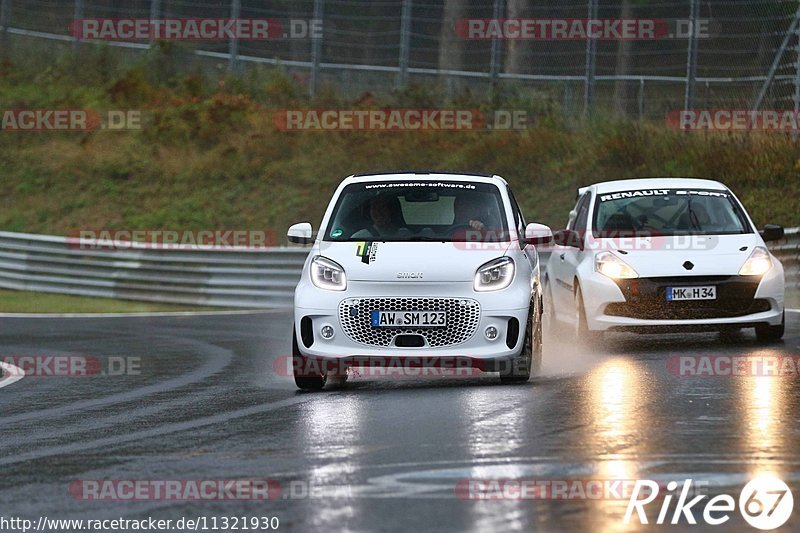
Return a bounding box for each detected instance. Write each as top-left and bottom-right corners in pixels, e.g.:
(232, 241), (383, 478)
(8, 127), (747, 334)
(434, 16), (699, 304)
(0, 231), (308, 308)
(0, 229), (796, 309)
(772, 227), (800, 293)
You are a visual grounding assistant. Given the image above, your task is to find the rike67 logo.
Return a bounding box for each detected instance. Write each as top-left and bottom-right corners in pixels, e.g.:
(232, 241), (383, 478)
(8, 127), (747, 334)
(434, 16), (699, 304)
(625, 476), (794, 530)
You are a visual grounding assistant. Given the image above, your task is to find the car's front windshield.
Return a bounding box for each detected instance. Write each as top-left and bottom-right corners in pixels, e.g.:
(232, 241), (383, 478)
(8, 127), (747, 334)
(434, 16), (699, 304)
(592, 188), (752, 237)
(323, 180), (509, 242)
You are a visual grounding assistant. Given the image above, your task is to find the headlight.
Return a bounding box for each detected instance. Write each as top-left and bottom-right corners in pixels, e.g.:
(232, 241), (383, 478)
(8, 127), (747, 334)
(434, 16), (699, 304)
(310, 255), (347, 291)
(739, 247), (772, 276)
(595, 251), (638, 279)
(474, 257), (515, 292)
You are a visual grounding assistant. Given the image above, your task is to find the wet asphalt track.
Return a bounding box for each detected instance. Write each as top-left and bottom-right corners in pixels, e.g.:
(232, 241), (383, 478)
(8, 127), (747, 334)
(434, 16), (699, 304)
(0, 310), (799, 532)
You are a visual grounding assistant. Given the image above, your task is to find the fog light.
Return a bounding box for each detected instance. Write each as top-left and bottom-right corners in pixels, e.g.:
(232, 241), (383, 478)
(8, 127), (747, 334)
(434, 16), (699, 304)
(320, 325), (335, 339)
(485, 326), (499, 340)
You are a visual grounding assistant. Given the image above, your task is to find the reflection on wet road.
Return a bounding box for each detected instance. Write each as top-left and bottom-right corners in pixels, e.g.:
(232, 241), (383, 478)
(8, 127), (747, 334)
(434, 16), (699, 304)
(0, 311), (798, 531)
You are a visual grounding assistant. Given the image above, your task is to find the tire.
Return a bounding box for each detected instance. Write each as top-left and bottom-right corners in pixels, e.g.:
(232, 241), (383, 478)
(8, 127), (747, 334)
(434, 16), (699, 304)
(755, 311), (785, 342)
(543, 280), (559, 337)
(292, 328), (327, 391)
(718, 328), (742, 343)
(500, 298), (541, 383)
(575, 284), (603, 345)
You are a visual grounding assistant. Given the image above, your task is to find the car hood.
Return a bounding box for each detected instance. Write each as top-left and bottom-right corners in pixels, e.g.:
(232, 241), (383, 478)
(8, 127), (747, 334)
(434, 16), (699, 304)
(594, 233), (763, 277)
(315, 241), (513, 282)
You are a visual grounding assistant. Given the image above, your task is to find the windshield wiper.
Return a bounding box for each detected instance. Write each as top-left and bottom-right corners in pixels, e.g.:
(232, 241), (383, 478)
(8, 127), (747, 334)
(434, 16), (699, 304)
(687, 199), (701, 230)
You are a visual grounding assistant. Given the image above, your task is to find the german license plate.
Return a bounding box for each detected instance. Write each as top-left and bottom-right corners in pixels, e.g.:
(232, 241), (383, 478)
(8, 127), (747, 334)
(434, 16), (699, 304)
(371, 310), (446, 327)
(666, 286), (716, 301)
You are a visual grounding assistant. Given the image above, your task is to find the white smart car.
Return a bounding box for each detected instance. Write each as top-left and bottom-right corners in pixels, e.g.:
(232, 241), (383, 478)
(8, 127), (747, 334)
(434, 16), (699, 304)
(287, 171), (553, 390)
(544, 178), (785, 343)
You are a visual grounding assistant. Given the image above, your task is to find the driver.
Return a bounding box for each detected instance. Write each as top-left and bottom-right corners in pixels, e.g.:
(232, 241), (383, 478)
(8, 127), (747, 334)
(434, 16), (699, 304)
(452, 195), (488, 231)
(351, 196), (403, 238)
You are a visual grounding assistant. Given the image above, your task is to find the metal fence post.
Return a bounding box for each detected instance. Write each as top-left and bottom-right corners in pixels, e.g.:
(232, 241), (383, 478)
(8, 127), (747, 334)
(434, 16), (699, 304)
(584, 0), (598, 117)
(684, 0), (700, 111)
(0, 0), (9, 31)
(638, 78), (645, 119)
(228, 0), (241, 73)
(396, 0), (412, 89)
(564, 81), (572, 119)
(149, 0), (161, 47)
(310, 0), (324, 97)
(793, 17), (800, 140)
(489, 0), (504, 82)
(0, 0), (10, 55)
(73, 0), (83, 49)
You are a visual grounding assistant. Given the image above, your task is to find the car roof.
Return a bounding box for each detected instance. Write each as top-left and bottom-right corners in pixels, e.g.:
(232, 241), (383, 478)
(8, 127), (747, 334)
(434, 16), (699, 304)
(346, 171), (507, 186)
(579, 177), (728, 197)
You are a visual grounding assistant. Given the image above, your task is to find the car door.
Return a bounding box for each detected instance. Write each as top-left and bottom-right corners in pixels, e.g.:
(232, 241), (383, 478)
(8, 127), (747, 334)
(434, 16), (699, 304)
(552, 192), (591, 317)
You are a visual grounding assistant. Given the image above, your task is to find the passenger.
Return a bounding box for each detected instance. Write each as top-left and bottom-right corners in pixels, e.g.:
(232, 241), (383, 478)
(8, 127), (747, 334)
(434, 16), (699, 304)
(351, 196), (403, 238)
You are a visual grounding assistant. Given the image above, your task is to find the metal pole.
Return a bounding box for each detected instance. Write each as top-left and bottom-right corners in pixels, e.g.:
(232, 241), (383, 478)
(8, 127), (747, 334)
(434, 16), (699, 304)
(0, 0), (9, 30)
(73, 0), (83, 49)
(684, 0), (700, 111)
(396, 0), (412, 89)
(564, 81), (572, 119)
(793, 17), (800, 140)
(149, 0), (161, 47)
(0, 0), (10, 55)
(309, 0), (324, 97)
(228, 0), (241, 73)
(638, 78), (645, 119)
(489, 0), (504, 82)
(584, 0), (598, 117)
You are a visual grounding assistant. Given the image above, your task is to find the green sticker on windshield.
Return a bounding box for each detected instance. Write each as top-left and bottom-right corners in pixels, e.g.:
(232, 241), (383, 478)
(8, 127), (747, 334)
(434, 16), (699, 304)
(331, 229), (343, 238)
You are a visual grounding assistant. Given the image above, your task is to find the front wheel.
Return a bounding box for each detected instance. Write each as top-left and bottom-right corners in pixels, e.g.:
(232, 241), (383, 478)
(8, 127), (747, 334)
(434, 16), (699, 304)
(292, 328), (327, 391)
(575, 284), (603, 345)
(500, 298), (542, 384)
(543, 280), (559, 337)
(755, 312), (785, 342)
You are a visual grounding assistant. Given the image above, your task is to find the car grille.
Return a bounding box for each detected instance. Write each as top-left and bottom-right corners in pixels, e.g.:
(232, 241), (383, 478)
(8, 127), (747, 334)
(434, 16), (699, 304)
(338, 297), (481, 347)
(606, 276), (766, 320)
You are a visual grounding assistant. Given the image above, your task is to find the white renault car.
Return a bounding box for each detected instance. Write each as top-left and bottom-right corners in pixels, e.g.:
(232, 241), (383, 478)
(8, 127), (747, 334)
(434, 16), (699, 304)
(544, 178), (785, 343)
(287, 171), (553, 390)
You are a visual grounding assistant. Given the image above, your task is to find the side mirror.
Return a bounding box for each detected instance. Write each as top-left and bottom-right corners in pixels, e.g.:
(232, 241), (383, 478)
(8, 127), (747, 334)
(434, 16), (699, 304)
(552, 229), (583, 250)
(521, 223), (553, 247)
(761, 224), (784, 242)
(287, 222), (313, 245)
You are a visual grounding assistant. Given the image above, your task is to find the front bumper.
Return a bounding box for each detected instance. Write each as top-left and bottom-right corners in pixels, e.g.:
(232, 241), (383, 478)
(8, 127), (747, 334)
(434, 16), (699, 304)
(580, 266), (785, 332)
(294, 281), (530, 362)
